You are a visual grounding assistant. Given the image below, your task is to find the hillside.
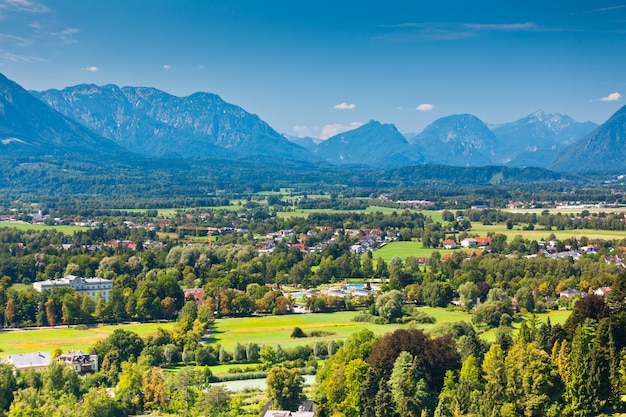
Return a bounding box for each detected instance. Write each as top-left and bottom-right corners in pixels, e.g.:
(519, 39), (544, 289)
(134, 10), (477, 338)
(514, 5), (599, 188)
(550, 105), (626, 173)
(33, 84), (313, 161)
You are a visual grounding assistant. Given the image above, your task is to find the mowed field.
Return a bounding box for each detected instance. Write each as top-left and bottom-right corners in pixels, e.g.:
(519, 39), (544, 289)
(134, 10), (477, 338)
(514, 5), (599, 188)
(470, 223), (626, 241)
(0, 222), (85, 234)
(0, 322), (177, 357)
(0, 309), (571, 358)
(373, 241), (456, 261)
(208, 308), (569, 352)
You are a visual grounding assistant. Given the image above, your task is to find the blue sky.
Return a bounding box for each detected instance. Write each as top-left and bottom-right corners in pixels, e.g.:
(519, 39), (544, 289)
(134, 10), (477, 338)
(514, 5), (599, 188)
(0, 0), (625, 138)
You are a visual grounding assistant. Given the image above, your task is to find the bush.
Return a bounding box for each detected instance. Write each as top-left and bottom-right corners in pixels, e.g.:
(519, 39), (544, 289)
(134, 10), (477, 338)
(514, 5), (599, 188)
(290, 327), (307, 338)
(309, 330), (335, 337)
(399, 311), (435, 324)
(352, 312), (373, 322)
(74, 324), (89, 330)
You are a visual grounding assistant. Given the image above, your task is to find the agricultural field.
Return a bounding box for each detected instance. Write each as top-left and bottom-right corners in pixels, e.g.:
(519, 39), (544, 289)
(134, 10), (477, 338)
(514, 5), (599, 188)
(208, 307), (557, 352)
(469, 223), (626, 241)
(0, 222), (85, 234)
(373, 241), (456, 261)
(0, 322), (177, 357)
(276, 206), (440, 219)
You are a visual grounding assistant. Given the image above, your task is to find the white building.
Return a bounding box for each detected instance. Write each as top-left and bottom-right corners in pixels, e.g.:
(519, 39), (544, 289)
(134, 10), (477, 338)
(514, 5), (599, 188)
(3, 352), (51, 371)
(33, 275), (113, 302)
(57, 349), (99, 374)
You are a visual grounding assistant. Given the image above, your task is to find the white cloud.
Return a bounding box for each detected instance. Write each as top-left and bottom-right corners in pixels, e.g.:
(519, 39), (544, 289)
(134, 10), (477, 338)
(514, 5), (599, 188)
(292, 125), (313, 138)
(1, 51), (46, 62)
(463, 22), (539, 31)
(598, 92), (621, 102)
(52, 27), (79, 43)
(0, 33), (31, 46)
(0, 0), (49, 14)
(82, 66), (98, 72)
(163, 64), (171, 70)
(320, 122), (363, 139)
(333, 102), (356, 110)
(416, 103), (434, 111)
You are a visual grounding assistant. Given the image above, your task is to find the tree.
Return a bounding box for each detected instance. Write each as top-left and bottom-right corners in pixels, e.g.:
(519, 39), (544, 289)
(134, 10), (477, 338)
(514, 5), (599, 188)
(515, 287), (535, 313)
(0, 363), (16, 415)
(142, 367), (168, 411)
(389, 351), (431, 417)
(375, 290), (405, 323)
(473, 301), (513, 328)
(266, 367), (304, 411)
(458, 282), (479, 312)
(4, 299), (16, 328)
(246, 343), (260, 362)
(45, 298), (56, 327)
(94, 329), (144, 370)
(116, 362), (144, 414)
(338, 358), (370, 417)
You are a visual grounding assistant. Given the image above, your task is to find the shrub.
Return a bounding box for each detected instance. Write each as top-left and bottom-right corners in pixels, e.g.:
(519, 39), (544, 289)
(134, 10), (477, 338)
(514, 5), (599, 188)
(74, 324), (89, 330)
(290, 327), (307, 338)
(309, 330), (335, 337)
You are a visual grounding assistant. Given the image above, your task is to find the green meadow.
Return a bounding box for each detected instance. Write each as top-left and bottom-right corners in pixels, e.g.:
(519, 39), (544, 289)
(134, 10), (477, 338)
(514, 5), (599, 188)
(208, 309), (463, 351)
(0, 222), (85, 234)
(0, 309), (571, 359)
(470, 223), (626, 241)
(373, 241), (457, 262)
(0, 322), (177, 357)
(276, 206), (441, 219)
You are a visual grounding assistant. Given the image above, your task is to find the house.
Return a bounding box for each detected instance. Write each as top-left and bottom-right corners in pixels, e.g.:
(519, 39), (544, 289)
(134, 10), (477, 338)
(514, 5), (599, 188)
(461, 238), (478, 248)
(183, 288), (205, 306)
(443, 239), (457, 249)
(593, 287), (612, 297)
(33, 275), (113, 302)
(559, 288), (582, 299)
(262, 400), (315, 417)
(57, 349), (98, 374)
(3, 352), (51, 371)
(475, 237), (492, 247)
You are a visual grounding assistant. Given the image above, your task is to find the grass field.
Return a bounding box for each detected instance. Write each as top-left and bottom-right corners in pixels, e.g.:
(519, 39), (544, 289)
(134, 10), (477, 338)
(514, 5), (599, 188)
(0, 222), (85, 234)
(210, 308), (479, 352)
(0, 309), (572, 360)
(0, 322), (177, 357)
(373, 241), (456, 261)
(470, 223), (626, 241)
(276, 206), (441, 220)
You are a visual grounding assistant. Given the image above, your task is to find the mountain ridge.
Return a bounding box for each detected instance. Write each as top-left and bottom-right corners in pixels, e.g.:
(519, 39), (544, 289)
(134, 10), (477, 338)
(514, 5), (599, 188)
(33, 83), (314, 162)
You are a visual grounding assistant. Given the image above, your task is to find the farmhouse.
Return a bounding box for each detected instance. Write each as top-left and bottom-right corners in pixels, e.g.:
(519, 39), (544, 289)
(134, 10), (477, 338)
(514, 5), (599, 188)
(461, 238), (477, 248)
(33, 274), (113, 302)
(443, 239), (457, 249)
(2, 352), (51, 371)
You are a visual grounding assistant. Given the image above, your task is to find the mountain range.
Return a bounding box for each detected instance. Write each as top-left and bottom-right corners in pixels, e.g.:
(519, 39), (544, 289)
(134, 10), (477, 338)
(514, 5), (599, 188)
(1, 72), (625, 174)
(33, 84), (312, 162)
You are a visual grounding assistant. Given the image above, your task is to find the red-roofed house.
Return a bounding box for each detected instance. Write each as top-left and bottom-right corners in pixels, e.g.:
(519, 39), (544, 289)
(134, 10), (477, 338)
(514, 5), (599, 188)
(443, 239), (457, 249)
(475, 237), (492, 247)
(183, 288), (205, 306)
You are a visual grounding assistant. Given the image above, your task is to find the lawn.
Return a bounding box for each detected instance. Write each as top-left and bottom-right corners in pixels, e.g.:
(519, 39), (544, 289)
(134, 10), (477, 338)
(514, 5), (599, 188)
(0, 322), (177, 357)
(373, 241), (456, 262)
(208, 308), (479, 352)
(0, 222), (85, 234)
(470, 223), (626, 241)
(209, 311), (405, 351)
(208, 308), (570, 352)
(480, 309), (571, 342)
